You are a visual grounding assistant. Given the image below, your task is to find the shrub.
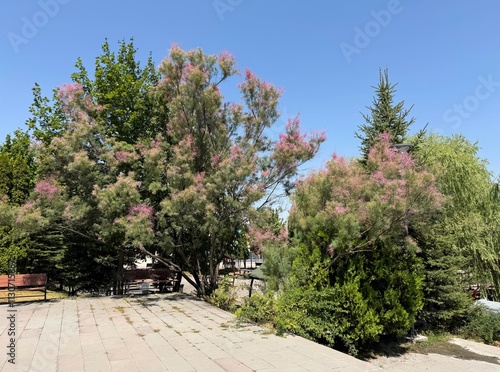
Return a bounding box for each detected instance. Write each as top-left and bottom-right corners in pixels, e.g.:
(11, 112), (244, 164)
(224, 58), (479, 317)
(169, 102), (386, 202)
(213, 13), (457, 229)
(209, 277), (238, 312)
(235, 292), (275, 324)
(275, 282), (382, 356)
(459, 306), (500, 344)
(261, 242), (296, 292)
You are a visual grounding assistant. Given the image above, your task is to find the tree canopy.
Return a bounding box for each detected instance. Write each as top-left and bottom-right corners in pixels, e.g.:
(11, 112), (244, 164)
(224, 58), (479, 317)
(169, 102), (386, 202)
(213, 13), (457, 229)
(280, 134), (442, 354)
(1, 41), (324, 297)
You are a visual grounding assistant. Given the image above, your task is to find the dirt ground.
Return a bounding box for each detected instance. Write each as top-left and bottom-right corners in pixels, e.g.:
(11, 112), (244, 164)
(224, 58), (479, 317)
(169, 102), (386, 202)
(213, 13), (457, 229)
(369, 338), (500, 371)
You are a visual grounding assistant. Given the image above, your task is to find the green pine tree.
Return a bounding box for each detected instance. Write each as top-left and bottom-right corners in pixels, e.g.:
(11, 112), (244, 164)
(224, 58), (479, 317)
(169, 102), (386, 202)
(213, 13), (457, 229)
(414, 220), (472, 331)
(355, 68), (423, 162)
(0, 130), (36, 205)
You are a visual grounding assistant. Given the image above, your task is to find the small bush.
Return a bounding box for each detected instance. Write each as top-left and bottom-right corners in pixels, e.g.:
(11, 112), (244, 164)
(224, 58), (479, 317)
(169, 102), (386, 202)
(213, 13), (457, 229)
(274, 283), (383, 357)
(209, 277), (238, 312)
(459, 306), (500, 344)
(235, 292), (275, 324)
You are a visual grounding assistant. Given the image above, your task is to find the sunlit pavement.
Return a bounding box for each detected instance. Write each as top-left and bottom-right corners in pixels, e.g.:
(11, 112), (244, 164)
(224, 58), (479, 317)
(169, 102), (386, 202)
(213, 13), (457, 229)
(0, 293), (380, 371)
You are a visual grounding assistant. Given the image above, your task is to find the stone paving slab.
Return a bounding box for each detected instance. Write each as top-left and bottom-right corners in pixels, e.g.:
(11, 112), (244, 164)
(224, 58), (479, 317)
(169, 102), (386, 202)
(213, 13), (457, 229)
(0, 294), (381, 371)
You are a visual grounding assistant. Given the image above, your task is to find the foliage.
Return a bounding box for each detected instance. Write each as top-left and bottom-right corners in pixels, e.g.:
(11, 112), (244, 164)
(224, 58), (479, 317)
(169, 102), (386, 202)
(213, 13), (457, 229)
(415, 134), (500, 305)
(414, 224), (472, 331)
(275, 280), (382, 356)
(285, 134), (442, 354)
(355, 68), (424, 162)
(151, 46), (324, 296)
(235, 292), (276, 324)
(209, 277), (238, 312)
(258, 211), (293, 292)
(0, 202), (27, 274)
(0, 130), (36, 205)
(260, 241), (295, 292)
(10, 39), (165, 292)
(71, 38), (166, 143)
(0, 130), (37, 274)
(26, 83), (67, 146)
(459, 306), (500, 344)
(11, 42), (323, 297)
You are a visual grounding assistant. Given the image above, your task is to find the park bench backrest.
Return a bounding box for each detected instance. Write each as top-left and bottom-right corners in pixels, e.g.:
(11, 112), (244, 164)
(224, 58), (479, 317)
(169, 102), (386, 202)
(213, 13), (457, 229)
(0, 273), (47, 288)
(150, 268), (175, 279)
(125, 268), (176, 281)
(125, 269), (150, 281)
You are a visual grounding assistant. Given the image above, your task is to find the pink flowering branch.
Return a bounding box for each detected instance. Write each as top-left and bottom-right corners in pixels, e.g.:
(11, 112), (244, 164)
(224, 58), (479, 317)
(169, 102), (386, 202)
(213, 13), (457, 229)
(34, 179), (59, 200)
(248, 225), (287, 254)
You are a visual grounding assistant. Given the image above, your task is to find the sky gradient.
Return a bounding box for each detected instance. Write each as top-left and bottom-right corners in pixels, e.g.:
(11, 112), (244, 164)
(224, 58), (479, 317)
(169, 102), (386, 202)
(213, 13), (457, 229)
(1, 0), (499, 178)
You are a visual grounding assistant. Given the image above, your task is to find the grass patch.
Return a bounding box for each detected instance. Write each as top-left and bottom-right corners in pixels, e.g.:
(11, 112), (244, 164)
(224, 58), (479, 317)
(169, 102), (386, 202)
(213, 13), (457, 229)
(0, 290), (68, 303)
(403, 332), (453, 355)
(408, 334), (500, 365)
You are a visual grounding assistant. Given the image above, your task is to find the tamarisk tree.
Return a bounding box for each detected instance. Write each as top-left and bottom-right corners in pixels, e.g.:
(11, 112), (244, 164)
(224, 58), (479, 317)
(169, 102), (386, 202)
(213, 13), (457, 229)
(282, 134), (442, 353)
(149, 46), (324, 296)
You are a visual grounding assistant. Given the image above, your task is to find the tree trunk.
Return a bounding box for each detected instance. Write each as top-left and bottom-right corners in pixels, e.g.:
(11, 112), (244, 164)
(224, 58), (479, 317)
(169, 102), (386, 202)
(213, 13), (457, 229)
(116, 247), (125, 295)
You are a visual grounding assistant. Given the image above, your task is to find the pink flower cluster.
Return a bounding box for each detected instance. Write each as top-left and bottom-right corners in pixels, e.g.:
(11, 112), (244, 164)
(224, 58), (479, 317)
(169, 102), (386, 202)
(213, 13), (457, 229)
(34, 179), (59, 200)
(115, 150), (138, 163)
(218, 51), (236, 76)
(367, 133), (415, 174)
(63, 204), (73, 220)
(129, 204), (154, 218)
(248, 225), (287, 254)
(333, 205), (348, 215)
(15, 201), (35, 222)
(58, 83), (83, 101)
(229, 145), (244, 162)
(327, 245), (335, 256)
(273, 115), (326, 170)
(211, 154), (221, 166)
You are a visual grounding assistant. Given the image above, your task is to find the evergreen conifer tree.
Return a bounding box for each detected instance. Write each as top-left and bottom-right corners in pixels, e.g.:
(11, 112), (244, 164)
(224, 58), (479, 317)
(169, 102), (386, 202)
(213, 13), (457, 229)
(355, 68), (421, 161)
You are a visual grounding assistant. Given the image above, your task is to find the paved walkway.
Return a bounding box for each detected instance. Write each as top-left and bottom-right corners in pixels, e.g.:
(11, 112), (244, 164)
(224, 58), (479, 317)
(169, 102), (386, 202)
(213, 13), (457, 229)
(0, 293), (381, 371)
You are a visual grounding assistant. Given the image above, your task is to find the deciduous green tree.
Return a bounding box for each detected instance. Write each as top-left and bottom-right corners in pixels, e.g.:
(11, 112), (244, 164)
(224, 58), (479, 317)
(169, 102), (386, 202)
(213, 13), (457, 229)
(71, 38), (166, 143)
(12, 39), (167, 292)
(415, 134), (500, 315)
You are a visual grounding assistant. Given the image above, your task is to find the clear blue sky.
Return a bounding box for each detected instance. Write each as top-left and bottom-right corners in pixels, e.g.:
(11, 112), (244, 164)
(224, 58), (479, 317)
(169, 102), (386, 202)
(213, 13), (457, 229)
(1, 0), (499, 178)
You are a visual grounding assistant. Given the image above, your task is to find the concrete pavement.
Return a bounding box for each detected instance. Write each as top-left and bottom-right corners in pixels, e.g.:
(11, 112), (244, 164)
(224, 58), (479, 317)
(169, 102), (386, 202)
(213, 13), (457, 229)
(0, 293), (381, 371)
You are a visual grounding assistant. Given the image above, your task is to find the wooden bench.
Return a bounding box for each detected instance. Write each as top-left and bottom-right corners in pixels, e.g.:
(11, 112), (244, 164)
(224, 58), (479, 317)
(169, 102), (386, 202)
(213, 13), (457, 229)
(125, 268), (179, 293)
(0, 273), (48, 302)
